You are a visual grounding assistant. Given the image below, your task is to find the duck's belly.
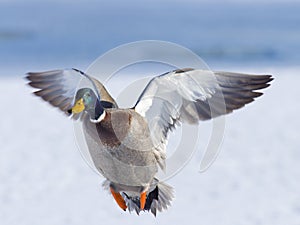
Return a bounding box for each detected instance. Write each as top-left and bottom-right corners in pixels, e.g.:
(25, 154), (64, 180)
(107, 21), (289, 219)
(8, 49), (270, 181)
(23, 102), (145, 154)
(86, 136), (158, 187)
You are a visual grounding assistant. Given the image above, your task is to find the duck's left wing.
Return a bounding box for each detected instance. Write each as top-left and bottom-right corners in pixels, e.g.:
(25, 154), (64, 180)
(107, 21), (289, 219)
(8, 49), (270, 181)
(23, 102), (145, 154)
(134, 68), (273, 155)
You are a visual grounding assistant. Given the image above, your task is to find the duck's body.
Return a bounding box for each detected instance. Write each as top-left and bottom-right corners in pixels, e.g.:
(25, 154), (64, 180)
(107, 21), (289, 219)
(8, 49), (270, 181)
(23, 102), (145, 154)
(26, 68), (273, 216)
(83, 109), (158, 189)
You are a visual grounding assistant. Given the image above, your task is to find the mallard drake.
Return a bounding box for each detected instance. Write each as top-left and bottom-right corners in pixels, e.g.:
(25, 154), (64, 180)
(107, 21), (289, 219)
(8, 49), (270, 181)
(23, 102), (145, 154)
(26, 68), (273, 216)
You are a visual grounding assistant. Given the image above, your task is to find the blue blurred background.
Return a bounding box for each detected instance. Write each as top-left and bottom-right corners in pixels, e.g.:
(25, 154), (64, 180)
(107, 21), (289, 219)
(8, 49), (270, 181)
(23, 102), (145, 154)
(1, 0), (299, 76)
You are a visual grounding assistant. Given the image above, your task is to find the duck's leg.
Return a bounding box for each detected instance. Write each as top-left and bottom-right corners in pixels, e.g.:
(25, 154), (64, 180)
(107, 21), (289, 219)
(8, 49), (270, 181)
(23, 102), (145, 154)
(110, 187), (127, 211)
(140, 191), (147, 210)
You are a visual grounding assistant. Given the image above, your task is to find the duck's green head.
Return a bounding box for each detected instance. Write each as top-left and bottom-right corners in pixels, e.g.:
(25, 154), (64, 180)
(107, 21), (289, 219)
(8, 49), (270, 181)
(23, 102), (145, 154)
(70, 88), (100, 115)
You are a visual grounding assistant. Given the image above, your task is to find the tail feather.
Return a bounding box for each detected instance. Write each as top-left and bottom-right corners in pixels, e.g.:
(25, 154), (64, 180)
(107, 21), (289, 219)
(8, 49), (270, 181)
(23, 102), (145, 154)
(157, 181), (174, 210)
(123, 180), (174, 216)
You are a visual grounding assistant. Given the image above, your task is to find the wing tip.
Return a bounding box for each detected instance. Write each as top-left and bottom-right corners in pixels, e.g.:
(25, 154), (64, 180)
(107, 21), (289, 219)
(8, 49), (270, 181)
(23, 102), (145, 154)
(25, 72), (35, 82)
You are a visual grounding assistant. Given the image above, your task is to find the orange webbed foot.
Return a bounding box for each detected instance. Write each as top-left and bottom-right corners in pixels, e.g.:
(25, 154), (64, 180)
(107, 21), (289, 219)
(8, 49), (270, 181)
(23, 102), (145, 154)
(110, 187), (127, 211)
(140, 191), (147, 210)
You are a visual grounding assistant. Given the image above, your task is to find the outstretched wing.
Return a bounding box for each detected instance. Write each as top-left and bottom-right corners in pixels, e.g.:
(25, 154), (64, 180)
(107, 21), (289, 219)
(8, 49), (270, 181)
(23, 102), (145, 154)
(26, 68), (117, 119)
(134, 68), (273, 151)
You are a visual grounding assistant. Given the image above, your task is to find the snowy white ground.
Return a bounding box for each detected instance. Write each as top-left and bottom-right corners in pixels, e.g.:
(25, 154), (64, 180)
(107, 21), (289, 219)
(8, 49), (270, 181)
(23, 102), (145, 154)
(0, 67), (300, 225)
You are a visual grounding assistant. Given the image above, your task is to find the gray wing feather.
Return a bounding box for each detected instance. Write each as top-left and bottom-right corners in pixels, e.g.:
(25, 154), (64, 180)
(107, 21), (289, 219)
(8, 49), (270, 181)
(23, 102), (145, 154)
(27, 69), (81, 115)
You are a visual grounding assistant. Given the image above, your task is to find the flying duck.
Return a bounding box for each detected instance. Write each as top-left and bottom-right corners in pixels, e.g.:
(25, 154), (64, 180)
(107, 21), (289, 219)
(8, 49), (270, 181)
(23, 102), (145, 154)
(26, 68), (273, 216)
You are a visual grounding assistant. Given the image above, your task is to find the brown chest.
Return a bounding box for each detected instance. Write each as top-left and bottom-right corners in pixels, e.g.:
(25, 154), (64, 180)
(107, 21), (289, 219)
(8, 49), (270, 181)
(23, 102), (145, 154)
(96, 111), (132, 148)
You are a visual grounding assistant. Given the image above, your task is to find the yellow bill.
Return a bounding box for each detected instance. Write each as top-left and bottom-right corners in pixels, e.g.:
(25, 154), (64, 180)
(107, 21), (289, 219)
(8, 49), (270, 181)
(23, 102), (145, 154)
(72, 98), (85, 113)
